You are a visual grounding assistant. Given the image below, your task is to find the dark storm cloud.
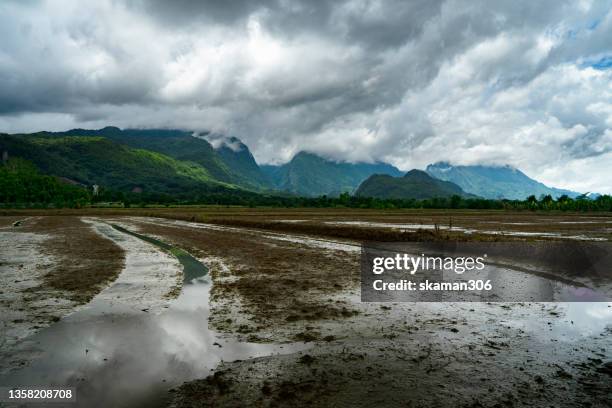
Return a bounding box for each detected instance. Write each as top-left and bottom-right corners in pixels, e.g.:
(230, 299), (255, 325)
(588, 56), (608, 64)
(133, 0), (278, 26)
(0, 0), (611, 192)
(0, 0), (567, 114)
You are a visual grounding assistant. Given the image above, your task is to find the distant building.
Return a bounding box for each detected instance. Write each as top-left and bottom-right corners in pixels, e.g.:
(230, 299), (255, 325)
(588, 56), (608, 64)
(1, 151), (7, 163)
(131, 187), (143, 193)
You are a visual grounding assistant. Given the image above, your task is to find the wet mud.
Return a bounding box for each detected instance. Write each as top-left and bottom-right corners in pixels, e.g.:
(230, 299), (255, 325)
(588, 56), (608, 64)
(0, 214), (610, 407)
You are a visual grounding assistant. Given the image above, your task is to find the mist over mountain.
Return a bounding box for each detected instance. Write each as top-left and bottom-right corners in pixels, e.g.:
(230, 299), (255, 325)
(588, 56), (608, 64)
(0, 127), (594, 203)
(355, 170), (471, 200)
(426, 162), (581, 200)
(27, 127), (270, 191)
(2, 1), (611, 194)
(209, 136), (271, 190)
(261, 151), (403, 197)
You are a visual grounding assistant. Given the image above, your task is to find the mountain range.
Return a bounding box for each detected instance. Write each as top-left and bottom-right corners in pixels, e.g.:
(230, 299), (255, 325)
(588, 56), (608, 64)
(55, 127), (269, 190)
(0, 127), (587, 201)
(426, 162), (580, 200)
(261, 151), (402, 197)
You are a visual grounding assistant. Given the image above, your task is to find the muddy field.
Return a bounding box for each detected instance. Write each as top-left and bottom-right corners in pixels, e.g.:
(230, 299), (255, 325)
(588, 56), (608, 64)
(0, 210), (611, 407)
(0, 216), (182, 374)
(4, 207), (611, 241)
(0, 216), (126, 369)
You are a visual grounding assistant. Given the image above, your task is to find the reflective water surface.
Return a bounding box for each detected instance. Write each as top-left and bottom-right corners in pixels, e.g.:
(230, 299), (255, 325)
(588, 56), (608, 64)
(0, 230), (306, 408)
(1, 222), (610, 407)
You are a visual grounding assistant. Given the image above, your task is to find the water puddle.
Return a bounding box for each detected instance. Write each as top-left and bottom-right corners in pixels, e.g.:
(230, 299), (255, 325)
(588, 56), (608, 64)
(524, 302), (612, 341)
(325, 221), (609, 241)
(0, 223), (307, 407)
(474, 230), (608, 241)
(325, 220), (460, 230)
(110, 224), (205, 283)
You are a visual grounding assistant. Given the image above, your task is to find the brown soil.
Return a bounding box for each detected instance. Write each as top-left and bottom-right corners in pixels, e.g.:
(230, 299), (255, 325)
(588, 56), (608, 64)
(203, 218), (492, 242)
(0, 216), (126, 371)
(0, 216), (25, 228)
(2, 214), (609, 406)
(115, 216), (610, 408)
(123, 218), (361, 341)
(3, 208), (610, 241)
(20, 216), (125, 303)
(170, 337), (612, 408)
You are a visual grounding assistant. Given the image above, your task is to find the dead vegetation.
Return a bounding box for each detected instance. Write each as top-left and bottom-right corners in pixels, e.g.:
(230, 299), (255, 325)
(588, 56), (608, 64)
(0, 216), (126, 370)
(203, 218), (503, 242)
(20, 216), (125, 303)
(124, 218), (361, 340)
(3, 207), (610, 241)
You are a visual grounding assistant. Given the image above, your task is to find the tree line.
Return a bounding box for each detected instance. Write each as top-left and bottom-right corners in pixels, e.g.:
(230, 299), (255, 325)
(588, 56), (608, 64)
(1, 159), (611, 211)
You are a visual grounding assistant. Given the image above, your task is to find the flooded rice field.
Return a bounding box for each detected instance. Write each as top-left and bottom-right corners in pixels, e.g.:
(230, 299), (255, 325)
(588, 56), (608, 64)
(0, 211), (611, 407)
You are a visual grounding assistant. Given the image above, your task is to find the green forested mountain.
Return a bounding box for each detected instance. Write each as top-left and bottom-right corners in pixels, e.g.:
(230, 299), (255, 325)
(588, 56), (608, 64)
(2, 127), (594, 208)
(210, 136), (271, 190)
(0, 133), (238, 198)
(355, 169), (471, 199)
(0, 130), (609, 211)
(426, 162), (581, 200)
(38, 127), (269, 190)
(261, 151), (403, 197)
(0, 158), (90, 206)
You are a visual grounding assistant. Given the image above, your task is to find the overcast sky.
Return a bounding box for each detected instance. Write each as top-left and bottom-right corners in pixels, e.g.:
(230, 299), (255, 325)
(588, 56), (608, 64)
(1, 0), (611, 193)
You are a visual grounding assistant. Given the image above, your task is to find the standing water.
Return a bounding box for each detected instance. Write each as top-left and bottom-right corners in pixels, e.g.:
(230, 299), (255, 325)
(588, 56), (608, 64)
(0, 223), (306, 407)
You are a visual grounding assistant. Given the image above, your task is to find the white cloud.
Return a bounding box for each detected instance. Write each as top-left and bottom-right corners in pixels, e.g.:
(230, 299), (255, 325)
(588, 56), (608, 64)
(0, 0), (611, 193)
(377, 60), (612, 193)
